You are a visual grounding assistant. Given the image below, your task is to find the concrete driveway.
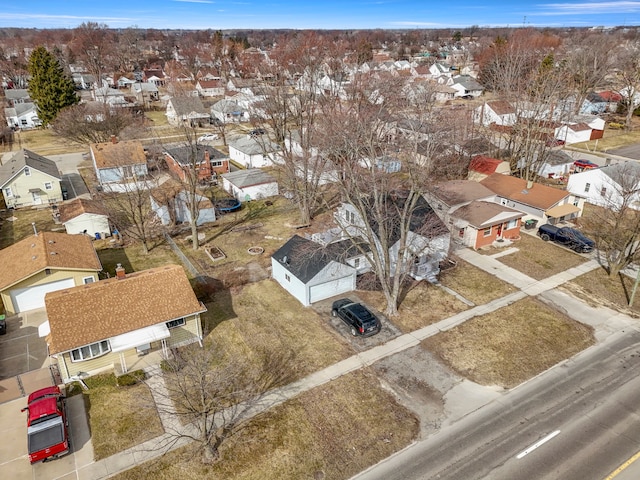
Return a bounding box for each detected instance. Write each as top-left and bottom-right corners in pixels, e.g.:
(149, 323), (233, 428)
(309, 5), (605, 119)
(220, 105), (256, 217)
(0, 309), (55, 403)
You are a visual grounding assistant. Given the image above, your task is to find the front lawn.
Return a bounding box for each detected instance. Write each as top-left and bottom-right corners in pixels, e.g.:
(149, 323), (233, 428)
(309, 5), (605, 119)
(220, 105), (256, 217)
(564, 267), (640, 318)
(495, 232), (588, 280)
(439, 258), (518, 305)
(423, 297), (595, 388)
(111, 370), (419, 480)
(78, 372), (164, 460)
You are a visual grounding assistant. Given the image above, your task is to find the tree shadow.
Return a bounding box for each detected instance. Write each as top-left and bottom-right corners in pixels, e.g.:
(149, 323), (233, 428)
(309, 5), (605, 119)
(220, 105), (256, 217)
(192, 276), (236, 336)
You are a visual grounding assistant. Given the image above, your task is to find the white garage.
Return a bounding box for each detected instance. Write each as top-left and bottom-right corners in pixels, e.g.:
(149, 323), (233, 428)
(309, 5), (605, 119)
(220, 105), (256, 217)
(309, 276), (355, 304)
(10, 278), (75, 313)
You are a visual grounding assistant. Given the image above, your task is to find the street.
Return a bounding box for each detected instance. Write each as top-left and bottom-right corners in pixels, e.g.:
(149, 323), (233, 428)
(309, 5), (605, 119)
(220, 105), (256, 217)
(353, 330), (640, 480)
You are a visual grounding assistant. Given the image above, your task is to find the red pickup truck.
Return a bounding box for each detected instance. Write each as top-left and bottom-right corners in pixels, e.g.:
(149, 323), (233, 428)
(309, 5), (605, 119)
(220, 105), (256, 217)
(21, 386), (70, 463)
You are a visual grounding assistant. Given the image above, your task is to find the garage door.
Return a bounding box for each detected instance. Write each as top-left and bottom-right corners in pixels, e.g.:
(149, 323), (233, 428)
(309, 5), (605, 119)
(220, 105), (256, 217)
(309, 276), (354, 304)
(10, 278), (75, 313)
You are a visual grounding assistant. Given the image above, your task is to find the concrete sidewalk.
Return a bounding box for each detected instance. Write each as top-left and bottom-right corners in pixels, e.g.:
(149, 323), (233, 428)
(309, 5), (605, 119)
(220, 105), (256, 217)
(75, 246), (633, 479)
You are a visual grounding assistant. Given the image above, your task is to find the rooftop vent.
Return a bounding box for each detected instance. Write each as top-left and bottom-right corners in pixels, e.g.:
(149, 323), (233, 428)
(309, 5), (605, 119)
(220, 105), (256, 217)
(48, 240), (55, 244)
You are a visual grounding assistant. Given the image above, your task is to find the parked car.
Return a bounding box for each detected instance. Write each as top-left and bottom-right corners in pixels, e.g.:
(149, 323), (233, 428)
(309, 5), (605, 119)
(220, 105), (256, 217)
(198, 133), (219, 143)
(250, 128), (265, 136)
(331, 299), (381, 337)
(573, 159), (599, 171)
(537, 224), (595, 253)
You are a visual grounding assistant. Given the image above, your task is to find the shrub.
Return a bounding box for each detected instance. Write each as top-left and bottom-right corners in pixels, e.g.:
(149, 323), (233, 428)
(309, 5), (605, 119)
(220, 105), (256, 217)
(116, 370), (146, 387)
(609, 122), (625, 129)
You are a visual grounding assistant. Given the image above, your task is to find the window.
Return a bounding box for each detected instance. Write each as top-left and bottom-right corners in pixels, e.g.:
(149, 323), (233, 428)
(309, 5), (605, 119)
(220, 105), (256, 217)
(483, 227), (492, 237)
(285, 273), (291, 282)
(4, 187), (12, 198)
(459, 228), (465, 238)
(573, 198), (579, 207)
(600, 187), (607, 196)
(82, 276), (95, 284)
(353, 258), (360, 268)
(506, 219), (518, 229)
(24, 167), (30, 176)
(70, 340), (110, 362)
(212, 161), (223, 167)
(584, 183), (591, 193)
(45, 268), (52, 275)
(44, 182), (53, 190)
(166, 318), (186, 329)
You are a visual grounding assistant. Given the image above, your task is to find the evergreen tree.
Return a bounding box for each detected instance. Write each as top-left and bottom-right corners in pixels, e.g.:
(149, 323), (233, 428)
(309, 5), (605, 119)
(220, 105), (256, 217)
(27, 46), (78, 126)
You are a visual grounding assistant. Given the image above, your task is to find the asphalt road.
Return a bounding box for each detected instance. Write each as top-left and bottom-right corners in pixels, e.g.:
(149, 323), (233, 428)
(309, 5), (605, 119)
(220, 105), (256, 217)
(353, 330), (640, 480)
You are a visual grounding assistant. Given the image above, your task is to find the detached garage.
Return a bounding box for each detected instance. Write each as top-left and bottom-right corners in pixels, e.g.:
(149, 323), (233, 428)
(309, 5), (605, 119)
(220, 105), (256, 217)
(0, 232), (103, 314)
(59, 198), (111, 239)
(271, 235), (357, 307)
(221, 169), (278, 203)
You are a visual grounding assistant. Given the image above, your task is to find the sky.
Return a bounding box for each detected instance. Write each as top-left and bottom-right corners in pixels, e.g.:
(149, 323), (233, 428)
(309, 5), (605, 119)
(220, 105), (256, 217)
(1, 0), (639, 30)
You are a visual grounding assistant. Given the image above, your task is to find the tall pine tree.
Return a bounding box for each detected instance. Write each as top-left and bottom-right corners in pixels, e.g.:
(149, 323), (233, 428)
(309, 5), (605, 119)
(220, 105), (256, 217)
(27, 46), (78, 126)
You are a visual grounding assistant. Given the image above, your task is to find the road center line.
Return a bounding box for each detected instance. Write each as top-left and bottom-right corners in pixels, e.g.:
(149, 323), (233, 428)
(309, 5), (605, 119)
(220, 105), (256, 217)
(516, 430), (561, 459)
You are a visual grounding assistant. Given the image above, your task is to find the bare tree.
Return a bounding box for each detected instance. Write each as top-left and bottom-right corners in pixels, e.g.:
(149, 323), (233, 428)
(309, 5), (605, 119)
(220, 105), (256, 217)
(96, 145), (158, 254)
(254, 32), (336, 225)
(52, 103), (147, 145)
(580, 162), (640, 277)
(317, 74), (452, 316)
(615, 41), (640, 129)
(151, 343), (293, 464)
(70, 22), (114, 88)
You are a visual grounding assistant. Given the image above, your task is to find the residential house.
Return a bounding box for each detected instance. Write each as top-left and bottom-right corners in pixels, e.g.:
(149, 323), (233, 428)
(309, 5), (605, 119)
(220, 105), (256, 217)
(221, 169), (279, 202)
(0, 149), (62, 208)
(165, 96), (210, 127)
(449, 75), (484, 98)
(480, 173), (584, 224)
(164, 145), (229, 183)
(580, 92), (608, 115)
(5, 102), (41, 129)
(567, 161), (640, 211)
(554, 116), (605, 144)
(271, 235), (359, 306)
(3, 88), (31, 105)
(426, 179), (523, 249)
(597, 90), (622, 112)
(0, 232), (102, 314)
(131, 82), (159, 108)
(150, 179), (216, 226)
(195, 79), (225, 98)
(58, 198), (111, 238)
(143, 68), (166, 86)
(473, 100), (517, 127)
(92, 87), (129, 107)
(90, 137), (148, 192)
(228, 136), (282, 169)
(211, 98), (249, 124)
(333, 196), (450, 282)
(44, 264), (206, 382)
(518, 149), (575, 180)
(429, 62), (452, 79)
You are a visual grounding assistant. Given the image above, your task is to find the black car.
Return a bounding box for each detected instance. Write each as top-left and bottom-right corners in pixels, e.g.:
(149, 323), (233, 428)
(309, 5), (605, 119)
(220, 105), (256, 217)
(331, 299), (381, 337)
(537, 224), (595, 253)
(250, 128), (265, 136)
(0, 314), (6, 335)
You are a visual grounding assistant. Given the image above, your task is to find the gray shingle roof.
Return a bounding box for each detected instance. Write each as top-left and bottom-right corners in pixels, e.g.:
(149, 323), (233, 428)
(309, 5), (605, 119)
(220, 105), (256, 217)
(0, 149), (60, 187)
(221, 168), (276, 188)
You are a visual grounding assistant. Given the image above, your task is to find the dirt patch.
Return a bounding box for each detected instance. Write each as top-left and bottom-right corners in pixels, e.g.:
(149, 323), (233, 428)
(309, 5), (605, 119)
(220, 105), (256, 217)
(373, 345), (461, 439)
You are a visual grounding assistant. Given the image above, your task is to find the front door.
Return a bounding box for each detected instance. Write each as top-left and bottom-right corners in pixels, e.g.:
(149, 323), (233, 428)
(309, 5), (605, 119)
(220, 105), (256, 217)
(31, 191), (42, 205)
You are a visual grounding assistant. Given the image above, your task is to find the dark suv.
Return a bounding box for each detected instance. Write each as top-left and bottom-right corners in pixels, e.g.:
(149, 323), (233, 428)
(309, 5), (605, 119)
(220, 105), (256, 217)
(331, 299), (381, 337)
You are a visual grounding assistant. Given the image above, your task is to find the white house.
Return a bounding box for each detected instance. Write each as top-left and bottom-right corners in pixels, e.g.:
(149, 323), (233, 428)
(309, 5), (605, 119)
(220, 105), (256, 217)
(271, 235), (358, 306)
(211, 98), (249, 124)
(5, 102), (41, 129)
(567, 162), (640, 211)
(195, 79), (225, 98)
(473, 100), (517, 126)
(58, 198), (111, 238)
(92, 87), (129, 107)
(150, 180), (216, 226)
(228, 136), (282, 169)
(221, 169), (279, 203)
(518, 150), (575, 179)
(554, 122), (593, 145)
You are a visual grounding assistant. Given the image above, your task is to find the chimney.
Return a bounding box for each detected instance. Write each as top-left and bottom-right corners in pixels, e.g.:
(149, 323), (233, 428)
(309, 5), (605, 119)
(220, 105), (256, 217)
(110, 135), (118, 144)
(115, 263), (126, 279)
(202, 150), (212, 179)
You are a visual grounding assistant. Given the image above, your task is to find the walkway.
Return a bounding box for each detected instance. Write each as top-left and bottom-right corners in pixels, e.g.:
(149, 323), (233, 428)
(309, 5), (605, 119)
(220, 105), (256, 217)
(75, 247), (631, 480)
